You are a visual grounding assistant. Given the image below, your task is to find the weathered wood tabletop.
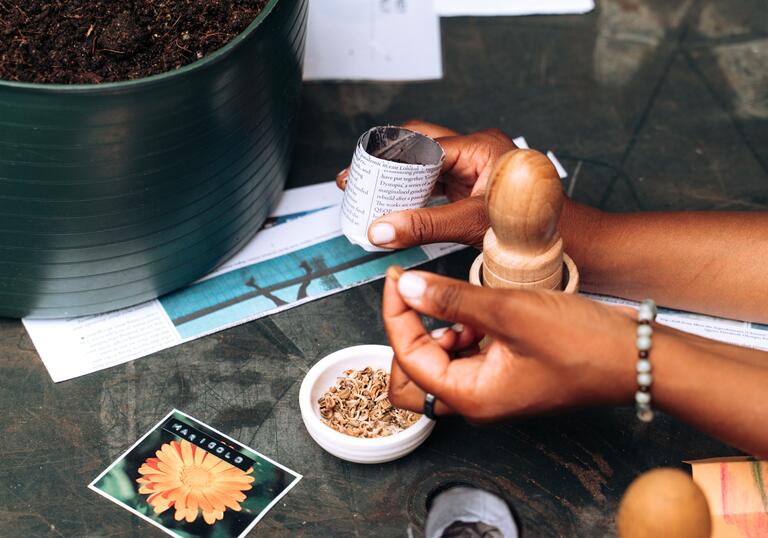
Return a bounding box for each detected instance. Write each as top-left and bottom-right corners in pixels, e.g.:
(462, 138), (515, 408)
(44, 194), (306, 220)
(2, 1), (766, 536)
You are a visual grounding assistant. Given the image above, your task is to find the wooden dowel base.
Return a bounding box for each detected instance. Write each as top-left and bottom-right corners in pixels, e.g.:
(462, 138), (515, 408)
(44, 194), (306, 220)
(469, 253), (580, 294)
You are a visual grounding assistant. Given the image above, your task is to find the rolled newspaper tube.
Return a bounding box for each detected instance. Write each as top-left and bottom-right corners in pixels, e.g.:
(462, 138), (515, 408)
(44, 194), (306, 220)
(340, 126), (445, 252)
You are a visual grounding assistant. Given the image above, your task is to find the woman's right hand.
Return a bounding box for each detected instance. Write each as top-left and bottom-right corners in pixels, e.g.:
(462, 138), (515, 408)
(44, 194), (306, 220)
(382, 265), (768, 458)
(382, 267), (639, 422)
(336, 120), (519, 249)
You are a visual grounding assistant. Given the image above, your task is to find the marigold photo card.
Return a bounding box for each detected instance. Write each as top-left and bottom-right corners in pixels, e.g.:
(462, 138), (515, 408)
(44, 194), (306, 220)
(89, 409), (302, 538)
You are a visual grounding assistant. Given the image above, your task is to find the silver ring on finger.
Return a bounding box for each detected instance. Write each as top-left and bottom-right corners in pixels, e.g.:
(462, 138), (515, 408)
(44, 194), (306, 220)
(423, 393), (437, 420)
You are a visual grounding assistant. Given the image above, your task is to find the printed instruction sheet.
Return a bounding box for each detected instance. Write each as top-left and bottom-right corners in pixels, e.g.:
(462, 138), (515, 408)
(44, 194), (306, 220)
(588, 295), (768, 352)
(303, 0), (442, 81)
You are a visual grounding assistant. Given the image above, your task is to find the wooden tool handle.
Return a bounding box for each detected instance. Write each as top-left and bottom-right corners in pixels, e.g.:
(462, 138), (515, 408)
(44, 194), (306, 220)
(482, 149), (566, 290)
(617, 468), (711, 538)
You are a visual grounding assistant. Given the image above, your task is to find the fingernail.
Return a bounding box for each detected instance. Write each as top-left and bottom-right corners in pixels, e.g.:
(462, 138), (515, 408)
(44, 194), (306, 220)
(336, 167), (348, 177)
(451, 323), (464, 333)
(386, 265), (404, 281)
(370, 223), (396, 245)
(431, 327), (448, 339)
(398, 272), (426, 300)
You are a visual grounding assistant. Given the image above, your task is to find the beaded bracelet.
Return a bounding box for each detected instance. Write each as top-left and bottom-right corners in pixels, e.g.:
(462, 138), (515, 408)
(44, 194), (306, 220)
(635, 299), (658, 422)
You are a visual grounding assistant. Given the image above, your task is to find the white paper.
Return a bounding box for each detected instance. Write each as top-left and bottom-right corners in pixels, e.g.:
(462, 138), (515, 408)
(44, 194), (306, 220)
(513, 136), (529, 149)
(435, 0), (595, 16)
(586, 295), (768, 352)
(547, 150), (568, 179)
(270, 181), (344, 217)
(25, 301), (181, 383)
(341, 127), (444, 251)
(514, 136), (567, 179)
(303, 0), (443, 81)
(205, 182), (344, 280)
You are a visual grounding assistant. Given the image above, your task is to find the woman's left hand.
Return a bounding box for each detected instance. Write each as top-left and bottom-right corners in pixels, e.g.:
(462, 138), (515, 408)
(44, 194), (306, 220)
(383, 266), (639, 422)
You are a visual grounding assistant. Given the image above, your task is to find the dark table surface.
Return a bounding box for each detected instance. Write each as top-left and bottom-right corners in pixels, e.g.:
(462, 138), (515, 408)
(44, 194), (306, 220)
(2, 1), (767, 536)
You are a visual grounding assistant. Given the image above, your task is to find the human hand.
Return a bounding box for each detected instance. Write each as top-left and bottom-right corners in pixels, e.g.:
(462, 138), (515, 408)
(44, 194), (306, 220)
(382, 266), (639, 422)
(336, 121), (519, 249)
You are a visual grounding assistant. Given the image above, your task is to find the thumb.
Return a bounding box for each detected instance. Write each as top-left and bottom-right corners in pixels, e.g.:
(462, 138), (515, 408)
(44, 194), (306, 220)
(368, 196), (488, 249)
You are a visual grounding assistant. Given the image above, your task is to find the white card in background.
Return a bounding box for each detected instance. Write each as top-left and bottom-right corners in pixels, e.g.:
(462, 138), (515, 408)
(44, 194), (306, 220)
(513, 136), (568, 179)
(303, 0), (443, 81)
(434, 0), (595, 16)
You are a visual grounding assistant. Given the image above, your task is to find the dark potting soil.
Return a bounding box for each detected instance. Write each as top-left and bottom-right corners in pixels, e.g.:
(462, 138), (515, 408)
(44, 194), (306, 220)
(0, 0), (268, 84)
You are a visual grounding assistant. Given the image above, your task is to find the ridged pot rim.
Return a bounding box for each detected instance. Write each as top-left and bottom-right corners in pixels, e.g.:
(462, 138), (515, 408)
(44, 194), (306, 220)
(0, 0), (282, 92)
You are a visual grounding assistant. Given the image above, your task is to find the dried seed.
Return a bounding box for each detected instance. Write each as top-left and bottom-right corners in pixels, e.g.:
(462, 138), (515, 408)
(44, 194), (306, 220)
(317, 367), (420, 439)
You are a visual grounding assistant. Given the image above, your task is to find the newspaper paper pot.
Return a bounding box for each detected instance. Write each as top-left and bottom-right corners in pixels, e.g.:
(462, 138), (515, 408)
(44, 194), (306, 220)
(0, 0), (308, 318)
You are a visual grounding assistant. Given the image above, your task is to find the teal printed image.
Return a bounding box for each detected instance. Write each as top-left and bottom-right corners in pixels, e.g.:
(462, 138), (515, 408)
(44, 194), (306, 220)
(160, 235), (428, 338)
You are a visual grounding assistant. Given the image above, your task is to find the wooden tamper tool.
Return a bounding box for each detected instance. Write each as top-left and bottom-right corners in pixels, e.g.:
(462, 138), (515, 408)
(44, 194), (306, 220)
(469, 149), (579, 292)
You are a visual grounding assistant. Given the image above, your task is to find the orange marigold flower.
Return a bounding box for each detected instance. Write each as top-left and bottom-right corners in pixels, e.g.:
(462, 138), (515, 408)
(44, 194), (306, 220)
(136, 439), (255, 525)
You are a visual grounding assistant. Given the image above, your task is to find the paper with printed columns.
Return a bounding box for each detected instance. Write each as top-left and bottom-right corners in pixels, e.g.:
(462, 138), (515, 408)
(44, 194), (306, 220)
(341, 126), (445, 252)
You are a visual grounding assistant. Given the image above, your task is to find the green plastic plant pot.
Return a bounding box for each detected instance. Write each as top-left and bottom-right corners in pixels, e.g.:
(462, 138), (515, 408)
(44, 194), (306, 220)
(0, 0), (308, 318)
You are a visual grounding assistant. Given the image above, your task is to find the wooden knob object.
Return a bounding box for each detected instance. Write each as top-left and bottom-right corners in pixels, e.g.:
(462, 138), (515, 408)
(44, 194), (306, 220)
(617, 468), (712, 538)
(469, 148), (579, 292)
